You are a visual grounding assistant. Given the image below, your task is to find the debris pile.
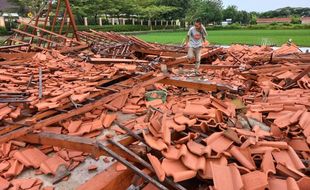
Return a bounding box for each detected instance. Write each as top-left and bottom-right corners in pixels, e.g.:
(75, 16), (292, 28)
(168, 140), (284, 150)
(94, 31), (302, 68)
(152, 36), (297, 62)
(0, 1), (309, 190)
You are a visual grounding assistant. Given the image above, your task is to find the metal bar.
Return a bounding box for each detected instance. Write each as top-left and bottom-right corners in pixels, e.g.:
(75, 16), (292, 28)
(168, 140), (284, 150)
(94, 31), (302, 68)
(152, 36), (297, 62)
(26, 74), (33, 90)
(96, 142), (169, 190)
(114, 121), (148, 146)
(108, 139), (187, 190)
(39, 67), (43, 99)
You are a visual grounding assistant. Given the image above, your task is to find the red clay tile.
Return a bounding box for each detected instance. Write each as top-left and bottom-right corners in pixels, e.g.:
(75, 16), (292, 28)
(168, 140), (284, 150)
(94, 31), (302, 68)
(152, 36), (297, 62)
(211, 163), (244, 190)
(0, 106), (12, 120)
(0, 177), (10, 190)
(143, 131), (167, 151)
(2, 160), (24, 178)
(70, 92), (90, 103)
(13, 148), (48, 168)
(147, 153), (165, 182)
(115, 162), (127, 171)
(175, 132), (198, 144)
(40, 155), (68, 175)
(268, 177), (299, 190)
(204, 132), (234, 154)
(198, 157), (227, 179)
(288, 139), (310, 152)
(68, 120), (82, 133)
(241, 171), (268, 190)
(272, 146), (306, 170)
(187, 140), (210, 156)
(181, 103), (210, 115)
(261, 150), (276, 175)
(108, 93), (128, 110)
(162, 144), (187, 160)
(229, 146), (256, 170)
(11, 178), (41, 190)
(299, 112), (310, 136)
(162, 114), (171, 145)
(180, 148), (205, 171)
(161, 158), (196, 182)
(297, 177), (310, 190)
(256, 141), (288, 149)
(9, 106), (22, 119)
(0, 142), (11, 157)
(166, 118), (185, 132)
(0, 161), (10, 172)
(42, 187), (55, 190)
(88, 165), (98, 171)
(145, 99), (163, 108)
(174, 113), (196, 127)
(103, 113), (117, 128)
(276, 163), (305, 180)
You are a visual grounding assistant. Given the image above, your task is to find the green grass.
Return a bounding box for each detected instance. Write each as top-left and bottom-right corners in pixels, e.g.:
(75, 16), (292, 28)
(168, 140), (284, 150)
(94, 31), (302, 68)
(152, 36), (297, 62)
(136, 29), (310, 46)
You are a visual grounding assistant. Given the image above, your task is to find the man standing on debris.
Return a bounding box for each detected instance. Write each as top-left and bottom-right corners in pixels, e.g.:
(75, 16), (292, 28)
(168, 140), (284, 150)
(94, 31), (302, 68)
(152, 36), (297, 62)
(184, 19), (208, 74)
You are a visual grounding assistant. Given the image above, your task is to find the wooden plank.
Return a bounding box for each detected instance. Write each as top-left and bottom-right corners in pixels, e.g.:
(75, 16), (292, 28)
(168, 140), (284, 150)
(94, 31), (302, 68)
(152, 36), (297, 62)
(77, 163), (134, 190)
(12, 29), (63, 46)
(0, 44), (30, 50)
(159, 78), (218, 92)
(90, 58), (149, 64)
(18, 132), (137, 159)
(181, 64), (240, 70)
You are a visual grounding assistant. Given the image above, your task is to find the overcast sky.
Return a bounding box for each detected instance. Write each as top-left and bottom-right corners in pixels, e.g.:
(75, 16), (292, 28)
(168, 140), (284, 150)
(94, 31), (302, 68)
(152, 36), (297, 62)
(222, 0), (310, 12)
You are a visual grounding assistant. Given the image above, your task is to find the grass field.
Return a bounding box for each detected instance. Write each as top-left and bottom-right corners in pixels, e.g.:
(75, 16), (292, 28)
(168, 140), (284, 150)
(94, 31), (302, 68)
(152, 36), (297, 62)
(136, 29), (310, 46)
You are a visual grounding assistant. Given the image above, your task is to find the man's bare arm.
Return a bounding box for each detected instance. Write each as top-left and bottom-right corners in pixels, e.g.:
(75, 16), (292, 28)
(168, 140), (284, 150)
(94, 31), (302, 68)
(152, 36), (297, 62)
(184, 35), (189, 46)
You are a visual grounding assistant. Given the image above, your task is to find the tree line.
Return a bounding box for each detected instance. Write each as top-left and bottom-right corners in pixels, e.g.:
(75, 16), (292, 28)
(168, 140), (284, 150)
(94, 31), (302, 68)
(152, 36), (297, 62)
(8, 0), (310, 25)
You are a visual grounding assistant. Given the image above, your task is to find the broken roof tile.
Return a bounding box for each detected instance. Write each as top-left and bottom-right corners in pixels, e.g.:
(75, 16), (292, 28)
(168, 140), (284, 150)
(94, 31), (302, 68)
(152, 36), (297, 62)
(268, 177), (299, 190)
(13, 148), (48, 169)
(161, 158), (196, 183)
(0, 177), (10, 190)
(143, 131), (167, 151)
(241, 171), (268, 190)
(147, 153), (165, 182)
(261, 150), (276, 175)
(102, 113), (117, 128)
(229, 146), (256, 170)
(40, 155), (68, 175)
(211, 163), (244, 190)
(204, 132), (234, 154)
(272, 146), (306, 170)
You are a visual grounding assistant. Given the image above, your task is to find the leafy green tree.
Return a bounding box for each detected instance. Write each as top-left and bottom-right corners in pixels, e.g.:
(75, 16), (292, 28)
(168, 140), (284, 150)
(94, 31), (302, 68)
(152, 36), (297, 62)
(223, 5), (238, 22)
(9, 0), (46, 16)
(186, 0), (223, 24)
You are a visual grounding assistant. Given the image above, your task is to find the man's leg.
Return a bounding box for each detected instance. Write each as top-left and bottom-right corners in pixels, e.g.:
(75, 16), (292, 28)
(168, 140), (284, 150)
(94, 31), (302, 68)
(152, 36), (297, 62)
(187, 47), (195, 61)
(194, 47), (202, 73)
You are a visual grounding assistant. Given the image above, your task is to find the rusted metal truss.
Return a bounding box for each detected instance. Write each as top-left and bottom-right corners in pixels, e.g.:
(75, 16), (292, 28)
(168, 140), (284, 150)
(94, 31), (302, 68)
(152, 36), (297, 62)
(4, 0), (83, 52)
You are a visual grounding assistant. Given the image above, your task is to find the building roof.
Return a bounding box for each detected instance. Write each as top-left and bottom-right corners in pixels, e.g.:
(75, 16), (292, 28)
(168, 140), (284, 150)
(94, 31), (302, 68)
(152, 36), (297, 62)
(0, 0), (19, 12)
(301, 17), (310, 22)
(256, 17), (291, 23)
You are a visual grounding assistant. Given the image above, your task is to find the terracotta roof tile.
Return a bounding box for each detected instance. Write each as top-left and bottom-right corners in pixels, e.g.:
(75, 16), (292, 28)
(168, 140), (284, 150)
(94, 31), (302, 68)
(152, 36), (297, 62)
(0, 177), (10, 190)
(40, 155), (68, 175)
(204, 132), (234, 154)
(241, 171), (268, 190)
(2, 159), (24, 178)
(147, 153), (165, 182)
(268, 177), (299, 190)
(211, 163), (243, 190)
(13, 148), (48, 168)
(161, 158), (196, 183)
(297, 177), (310, 190)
